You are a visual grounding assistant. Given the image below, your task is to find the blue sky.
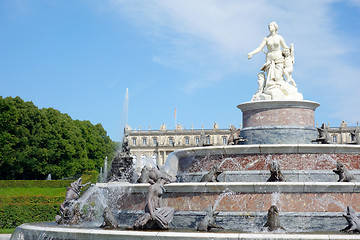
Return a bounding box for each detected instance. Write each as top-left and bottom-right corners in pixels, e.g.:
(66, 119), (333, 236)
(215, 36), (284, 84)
(1, 0), (360, 142)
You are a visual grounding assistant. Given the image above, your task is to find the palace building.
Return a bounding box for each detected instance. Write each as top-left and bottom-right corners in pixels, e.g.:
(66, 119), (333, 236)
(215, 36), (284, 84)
(124, 123), (232, 166)
(124, 121), (359, 167)
(326, 121), (359, 144)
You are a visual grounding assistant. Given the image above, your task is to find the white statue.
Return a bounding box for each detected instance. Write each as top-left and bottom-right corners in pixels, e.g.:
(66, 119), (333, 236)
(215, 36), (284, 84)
(248, 22), (302, 101)
(282, 44), (296, 87)
(251, 72), (265, 101)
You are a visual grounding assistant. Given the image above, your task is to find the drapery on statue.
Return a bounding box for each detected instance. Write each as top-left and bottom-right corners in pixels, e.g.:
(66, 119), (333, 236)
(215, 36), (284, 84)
(248, 22), (302, 101)
(133, 177), (174, 230)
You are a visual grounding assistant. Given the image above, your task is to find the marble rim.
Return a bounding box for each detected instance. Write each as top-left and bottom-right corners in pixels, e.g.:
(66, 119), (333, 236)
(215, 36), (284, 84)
(171, 144), (360, 156)
(237, 100), (320, 111)
(95, 181), (360, 194)
(13, 223), (360, 240)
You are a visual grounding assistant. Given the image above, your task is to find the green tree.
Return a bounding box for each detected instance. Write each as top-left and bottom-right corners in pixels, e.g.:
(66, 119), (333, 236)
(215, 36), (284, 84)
(0, 96), (117, 180)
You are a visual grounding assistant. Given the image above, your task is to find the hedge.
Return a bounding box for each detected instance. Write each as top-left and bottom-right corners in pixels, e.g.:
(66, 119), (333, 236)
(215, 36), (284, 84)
(0, 171), (99, 229)
(0, 171), (98, 188)
(0, 204), (59, 229)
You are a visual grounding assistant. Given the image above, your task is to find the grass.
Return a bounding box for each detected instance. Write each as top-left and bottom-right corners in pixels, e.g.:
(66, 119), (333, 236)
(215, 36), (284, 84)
(0, 228), (15, 234)
(0, 187), (66, 197)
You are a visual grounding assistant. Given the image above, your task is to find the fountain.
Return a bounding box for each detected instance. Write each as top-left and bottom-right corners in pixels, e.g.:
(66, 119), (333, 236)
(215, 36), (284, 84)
(10, 22), (360, 240)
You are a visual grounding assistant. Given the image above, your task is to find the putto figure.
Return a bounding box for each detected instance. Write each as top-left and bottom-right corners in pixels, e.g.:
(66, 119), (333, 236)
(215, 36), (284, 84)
(248, 22), (302, 101)
(282, 44), (296, 87)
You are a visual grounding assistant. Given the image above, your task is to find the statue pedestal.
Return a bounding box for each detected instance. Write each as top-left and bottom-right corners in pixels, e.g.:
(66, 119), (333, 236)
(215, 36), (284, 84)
(237, 100), (320, 144)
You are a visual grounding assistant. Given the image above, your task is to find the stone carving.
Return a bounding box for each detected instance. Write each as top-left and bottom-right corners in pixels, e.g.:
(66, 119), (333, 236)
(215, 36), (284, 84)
(198, 130), (211, 147)
(251, 73), (266, 101)
(137, 166), (160, 184)
(200, 164), (222, 182)
(227, 125), (247, 145)
(100, 207), (119, 229)
(107, 134), (134, 182)
(68, 205), (81, 225)
(312, 123), (331, 144)
(333, 162), (356, 182)
(267, 161), (285, 182)
(197, 205), (223, 232)
(283, 44), (296, 87)
(133, 178), (174, 230)
(348, 129), (360, 145)
(263, 205), (285, 232)
(137, 165), (176, 183)
(341, 206), (360, 233)
(55, 178), (88, 225)
(248, 22), (303, 101)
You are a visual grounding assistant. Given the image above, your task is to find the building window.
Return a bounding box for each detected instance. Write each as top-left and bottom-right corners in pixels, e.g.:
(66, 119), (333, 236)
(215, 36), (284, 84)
(206, 137), (211, 144)
(169, 137), (174, 146)
(132, 138), (136, 146)
(223, 137), (227, 144)
(142, 138), (147, 145)
(153, 138), (157, 145)
(185, 137), (190, 145)
(195, 137), (200, 145)
(332, 135), (337, 143)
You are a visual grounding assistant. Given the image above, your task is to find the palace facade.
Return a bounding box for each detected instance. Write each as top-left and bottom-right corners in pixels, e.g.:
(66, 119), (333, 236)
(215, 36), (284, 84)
(124, 121), (359, 167)
(125, 123), (232, 166)
(326, 121), (359, 144)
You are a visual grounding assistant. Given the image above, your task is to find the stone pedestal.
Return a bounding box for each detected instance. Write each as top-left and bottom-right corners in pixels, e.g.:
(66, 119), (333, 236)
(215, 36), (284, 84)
(237, 100), (320, 144)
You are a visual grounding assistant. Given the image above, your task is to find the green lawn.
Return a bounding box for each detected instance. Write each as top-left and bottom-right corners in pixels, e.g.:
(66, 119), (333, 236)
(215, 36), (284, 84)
(0, 187), (66, 197)
(0, 187), (66, 231)
(0, 228), (15, 234)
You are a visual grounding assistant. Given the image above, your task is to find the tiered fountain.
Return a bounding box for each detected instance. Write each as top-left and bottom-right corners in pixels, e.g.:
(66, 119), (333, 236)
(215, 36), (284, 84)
(11, 22), (360, 240)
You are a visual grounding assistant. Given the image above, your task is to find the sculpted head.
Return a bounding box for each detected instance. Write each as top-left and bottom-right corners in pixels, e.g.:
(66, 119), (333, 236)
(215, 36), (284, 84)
(268, 21), (278, 33)
(282, 47), (291, 57)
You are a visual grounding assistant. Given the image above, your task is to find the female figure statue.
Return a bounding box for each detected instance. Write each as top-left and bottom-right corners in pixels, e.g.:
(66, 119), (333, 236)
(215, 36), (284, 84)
(248, 21), (289, 82)
(133, 177), (174, 230)
(247, 22), (303, 101)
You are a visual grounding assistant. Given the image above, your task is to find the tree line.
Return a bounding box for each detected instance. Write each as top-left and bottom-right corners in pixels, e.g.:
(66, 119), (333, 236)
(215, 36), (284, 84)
(0, 96), (117, 180)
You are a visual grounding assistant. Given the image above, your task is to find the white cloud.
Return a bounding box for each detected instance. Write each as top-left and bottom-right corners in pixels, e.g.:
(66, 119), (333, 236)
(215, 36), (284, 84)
(101, 0), (360, 121)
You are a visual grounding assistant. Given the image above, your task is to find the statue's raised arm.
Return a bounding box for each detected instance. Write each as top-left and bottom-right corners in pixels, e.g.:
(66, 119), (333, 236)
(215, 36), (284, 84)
(247, 38), (266, 59)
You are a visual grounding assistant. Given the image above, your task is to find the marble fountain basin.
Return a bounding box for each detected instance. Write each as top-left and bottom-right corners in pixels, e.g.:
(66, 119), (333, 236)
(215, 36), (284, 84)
(11, 181), (360, 239)
(11, 144), (360, 239)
